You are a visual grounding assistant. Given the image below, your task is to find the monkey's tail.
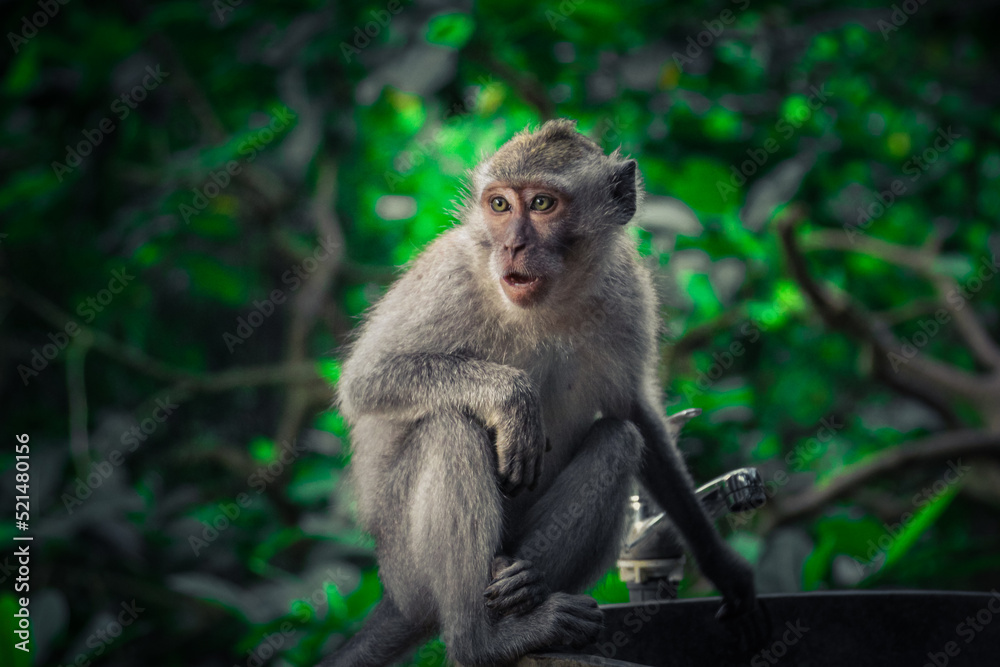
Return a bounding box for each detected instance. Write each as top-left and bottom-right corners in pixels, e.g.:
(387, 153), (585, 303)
(316, 597), (434, 667)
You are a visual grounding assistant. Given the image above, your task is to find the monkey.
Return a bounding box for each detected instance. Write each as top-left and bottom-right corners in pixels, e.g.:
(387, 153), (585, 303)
(320, 119), (756, 667)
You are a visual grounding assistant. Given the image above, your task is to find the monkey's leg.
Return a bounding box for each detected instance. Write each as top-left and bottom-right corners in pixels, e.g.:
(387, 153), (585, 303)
(316, 597), (431, 667)
(510, 418), (644, 594)
(410, 413), (604, 665)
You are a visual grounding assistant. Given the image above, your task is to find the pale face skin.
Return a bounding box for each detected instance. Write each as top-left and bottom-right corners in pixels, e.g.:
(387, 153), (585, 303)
(480, 181), (572, 308)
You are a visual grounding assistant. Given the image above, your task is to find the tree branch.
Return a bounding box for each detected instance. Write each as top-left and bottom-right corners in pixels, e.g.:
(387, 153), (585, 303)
(66, 334), (93, 475)
(803, 230), (1000, 370)
(772, 429), (1000, 525)
(275, 157), (344, 448)
(777, 210), (983, 426)
(1, 278), (326, 399)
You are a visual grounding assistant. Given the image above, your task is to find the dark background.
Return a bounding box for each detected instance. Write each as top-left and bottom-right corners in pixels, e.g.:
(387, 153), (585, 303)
(2, 0), (999, 665)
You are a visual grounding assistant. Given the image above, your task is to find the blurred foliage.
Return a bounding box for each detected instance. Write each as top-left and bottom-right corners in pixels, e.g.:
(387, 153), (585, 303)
(2, 0), (1000, 665)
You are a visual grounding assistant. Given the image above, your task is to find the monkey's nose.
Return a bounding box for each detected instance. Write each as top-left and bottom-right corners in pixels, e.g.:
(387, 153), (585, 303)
(504, 240), (526, 257)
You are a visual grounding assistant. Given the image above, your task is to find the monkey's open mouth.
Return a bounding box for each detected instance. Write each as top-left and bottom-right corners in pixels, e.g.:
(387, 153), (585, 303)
(500, 270), (547, 306)
(503, 271), (540, 287)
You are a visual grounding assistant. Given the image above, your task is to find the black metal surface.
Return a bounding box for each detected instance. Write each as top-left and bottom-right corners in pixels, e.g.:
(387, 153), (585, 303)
(579, 591), (1000, 666)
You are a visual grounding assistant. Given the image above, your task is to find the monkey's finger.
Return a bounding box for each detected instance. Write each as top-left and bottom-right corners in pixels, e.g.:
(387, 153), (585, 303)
(715, 594), (755, 621)
(497, 450), (523, 495)
(484, 566), (542, 598)
(510, 454), (534, 495)
(486, 572), (545, 598)
(485, 583), (540, 607)
(489, 554), (515, 580)
(719, 600), (770, 654)
(550, 595), (604, 646)
(490, 558), (535, 582)
(503, 466), (525, 496)
(485, 585), (546, 614)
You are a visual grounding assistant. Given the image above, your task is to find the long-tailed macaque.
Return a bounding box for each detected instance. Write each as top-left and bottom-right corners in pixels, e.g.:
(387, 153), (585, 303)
(321, 119), (756, 666)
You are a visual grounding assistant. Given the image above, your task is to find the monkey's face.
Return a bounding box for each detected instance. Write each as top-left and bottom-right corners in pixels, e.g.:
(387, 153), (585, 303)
(480, 182), (572, 308)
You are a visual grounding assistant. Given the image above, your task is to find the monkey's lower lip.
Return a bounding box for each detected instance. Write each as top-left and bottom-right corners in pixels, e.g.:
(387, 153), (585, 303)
(501, 272), (546, 305)
(503, 272), (540, 287)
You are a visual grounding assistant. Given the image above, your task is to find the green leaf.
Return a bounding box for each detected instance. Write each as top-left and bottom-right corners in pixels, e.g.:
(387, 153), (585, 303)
(249, 436), (274, 463)
(0, 170), (60, 212)
(686, 273), (723, 321)
(425, 12), (475, 49)
(343, 569), (382, 620)
(882, 484), (959, 570)
(3, 43), (39, 96)
(289, 465), (340, 504)
(704, 107), (743, 141)
(316, 359), (341, 385)
(183, 255), (248, 305)
(586, 570), (629, 604)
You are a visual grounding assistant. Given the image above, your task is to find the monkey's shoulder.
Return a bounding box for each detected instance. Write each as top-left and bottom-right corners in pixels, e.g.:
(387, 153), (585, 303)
(391, 228), (479, 292)
(359, 229), (484, 333)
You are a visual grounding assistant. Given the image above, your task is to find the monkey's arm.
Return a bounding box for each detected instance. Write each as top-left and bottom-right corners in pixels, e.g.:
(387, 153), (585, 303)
(631, 397), (756, 617)
(340, 352), (545, 494)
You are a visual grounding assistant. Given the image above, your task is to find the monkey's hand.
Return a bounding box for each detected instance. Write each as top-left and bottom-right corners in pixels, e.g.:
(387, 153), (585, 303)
(490, 379), (546, 496)
(702, 545), (756, 620)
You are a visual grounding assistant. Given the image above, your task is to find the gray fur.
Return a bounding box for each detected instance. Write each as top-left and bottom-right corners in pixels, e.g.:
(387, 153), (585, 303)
(320, 120), (755, 667)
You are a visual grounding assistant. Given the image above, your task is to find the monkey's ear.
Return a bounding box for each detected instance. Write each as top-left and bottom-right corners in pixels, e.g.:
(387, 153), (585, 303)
(610, 159), (637, 225)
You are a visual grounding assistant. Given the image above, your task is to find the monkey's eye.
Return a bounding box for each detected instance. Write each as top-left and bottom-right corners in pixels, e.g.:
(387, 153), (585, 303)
(531, 195), (555, 211)
(490, 196), (510, 212)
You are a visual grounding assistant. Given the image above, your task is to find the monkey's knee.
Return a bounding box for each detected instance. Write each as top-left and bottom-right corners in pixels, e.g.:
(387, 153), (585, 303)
(410, 414), (499, 521)
(404, 413), (504, 608)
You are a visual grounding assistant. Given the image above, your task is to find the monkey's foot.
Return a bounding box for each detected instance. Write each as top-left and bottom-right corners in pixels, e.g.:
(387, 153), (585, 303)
(541, 592), (604, 648)
(484, 556), (548, 617)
